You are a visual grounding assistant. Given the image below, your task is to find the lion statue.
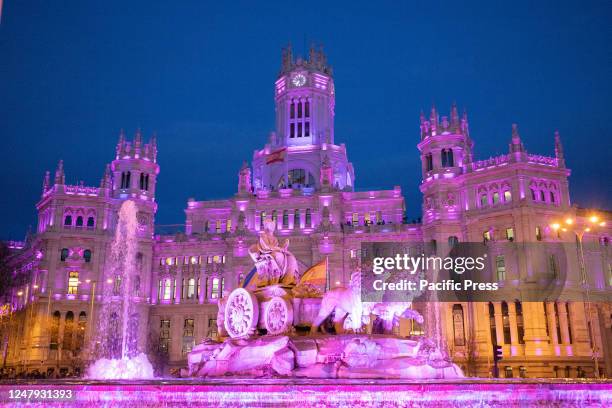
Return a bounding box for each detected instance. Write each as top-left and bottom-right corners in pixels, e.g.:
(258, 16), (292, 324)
(310, 271), (364, 333)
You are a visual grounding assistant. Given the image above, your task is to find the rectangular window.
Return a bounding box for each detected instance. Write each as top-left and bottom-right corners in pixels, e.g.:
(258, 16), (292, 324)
(211, 277), (220, 299)
(163, 279), (171, 300)
(352, 213), (359, 226)
(376, 211), (382, 224)
(297, 122), (302, 138)
(294, 209), (300, 228)
(504, 190), (512, 202)
(226, 219), (232, 232)
(187, 278), (196, 299)
(495, 256), (506, 281)
(549, 254), (559, 279)
(364, 212), (371, 225)
(207, 318), (218, 338)
(492, 192), (500, 204)
(305, 101), (310, 117)
(290, 123), (295, 138)
(305, 209), (312, 227)
(282, 210), (289, 228)
(182, 318), (195, 355)
(68, 271), (79, 294)
(304, 121), (310, 137)
(159, 319), (170, 354)
(504, 366), (513, 378)
(215, 220), (221, 233)
(505, 228), (514, 241)
(483, 230), (491, 242)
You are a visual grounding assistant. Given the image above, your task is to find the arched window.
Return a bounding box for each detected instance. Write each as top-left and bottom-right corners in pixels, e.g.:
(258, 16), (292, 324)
(502, 301), (511, 344)
(49, 311), (61, 349)
(448, 236), (459, 248)
(290, 101), (295, 119)
(489, 302), (497, 346)
(304, 100), (310, 118)
(297, 101), (303, 118)
(68, 271), (79, 294)
(504, 190), (512, 202)
(531, 188), (537, 201)
(515, 301), (525, 344)
(64, 215), (72, 226)
(125, 171), (131, 189)
(86, 216), (95, 228)
(480, 195), (488, 207)
(492, 192), (500, 205)
(60, 248), (69, 261)
(83, 249), (92, 263)
(441, 149), (454, 167)
(139, 173), (145, 190)
(540, 190), (546, 202)
(549, 191), (556, 204)
(452, 304), (466, 346)
(63, 311), (75, 351)
(76, 312), (87, 352)
(76, 216), (83, 227)
(425, 153), (433, 172)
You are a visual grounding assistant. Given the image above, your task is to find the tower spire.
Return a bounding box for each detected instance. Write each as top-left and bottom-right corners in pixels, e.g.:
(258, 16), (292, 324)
(54, 160), (65, 185)
(116, 128), (125, 158)
(509, 123), (526, 153)
(554, 130), (565, 168)
(450, 101), (459, 129)
(42, 170), (50, 194)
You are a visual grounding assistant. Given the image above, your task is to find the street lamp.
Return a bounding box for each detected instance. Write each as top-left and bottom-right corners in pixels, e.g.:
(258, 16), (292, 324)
(550, 213), (607, 378)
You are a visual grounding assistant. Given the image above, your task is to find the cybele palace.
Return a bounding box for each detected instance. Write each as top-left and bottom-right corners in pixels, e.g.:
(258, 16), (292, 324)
(1, 46), (611, 378)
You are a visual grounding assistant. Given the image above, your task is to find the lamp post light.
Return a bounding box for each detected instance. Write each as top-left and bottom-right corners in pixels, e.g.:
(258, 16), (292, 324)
(551, 213), (607, 378)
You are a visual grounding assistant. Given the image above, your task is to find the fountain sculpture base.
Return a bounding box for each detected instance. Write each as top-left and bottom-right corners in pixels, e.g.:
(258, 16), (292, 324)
(187, 334), (463, 379)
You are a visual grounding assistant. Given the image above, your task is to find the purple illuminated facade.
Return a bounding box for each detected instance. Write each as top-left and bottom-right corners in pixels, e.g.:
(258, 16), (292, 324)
(1, 46), (610, 379)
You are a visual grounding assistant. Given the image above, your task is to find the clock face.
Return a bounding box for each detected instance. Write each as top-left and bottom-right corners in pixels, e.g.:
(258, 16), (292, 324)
(292, 73), (306, 87)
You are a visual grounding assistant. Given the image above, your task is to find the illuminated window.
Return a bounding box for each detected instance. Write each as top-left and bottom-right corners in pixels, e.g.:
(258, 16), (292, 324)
(352, 213), (359, 226)
(159, 319), (170, 354)
(504, 366), (513, 378)
(376, 211), (382, 224)
(260, 211), (266, 229)
(215, 220), (221, 233)
(226, 219), (232, 232)
(163, 278), (172, 300)
(49, 311), (60, 349)
(364, 212), (371, 225)
(492, 192), (500, 205)
(211, 277), (220, 299)
(515, 301), (525, 344)
(63, 311), (74, 351)
(519, 366), (527, 378)
(483, 230), (491, 242)
(505, 228), (514, 241)
(187, 278), (196, 300)
(182, 318), (195, 355)
(207, 318), (218, 338)
(502, 301), (511, 344)
(504, 190), (512, 202)
(480, 195), (488, 207)
(68, 271), (79, 294)
(165, 257), (173, 266)
(495, 256), (506, 281)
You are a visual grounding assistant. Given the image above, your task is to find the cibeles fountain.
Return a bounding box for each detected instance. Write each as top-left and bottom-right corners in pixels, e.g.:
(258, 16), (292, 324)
(187, 219), (463, 379)
(86, 200), (155, 380)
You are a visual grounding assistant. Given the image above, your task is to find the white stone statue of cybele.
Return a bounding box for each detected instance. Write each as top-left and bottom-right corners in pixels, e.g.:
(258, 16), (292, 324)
(248, 219), (299, 287)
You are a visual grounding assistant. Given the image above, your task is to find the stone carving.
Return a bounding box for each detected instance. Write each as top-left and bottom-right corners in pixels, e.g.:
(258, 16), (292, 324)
(310, 271), (364, 333)
(224, 288), (259, 338)
(248, 219), (299, 287)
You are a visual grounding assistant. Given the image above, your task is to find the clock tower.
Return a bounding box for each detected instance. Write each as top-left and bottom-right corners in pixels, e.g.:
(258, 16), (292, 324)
(274, 44), (335, 147)
(251, 45), (354, 192)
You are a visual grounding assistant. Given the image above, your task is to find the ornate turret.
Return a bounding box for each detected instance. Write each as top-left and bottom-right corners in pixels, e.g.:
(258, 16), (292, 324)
(238, 161), (252, 196)
(554, 130), (565, 168)
(100, 164), (112, 189)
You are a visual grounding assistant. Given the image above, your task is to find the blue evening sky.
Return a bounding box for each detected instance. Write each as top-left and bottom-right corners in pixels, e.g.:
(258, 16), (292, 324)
(0, 0), (610, 238)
